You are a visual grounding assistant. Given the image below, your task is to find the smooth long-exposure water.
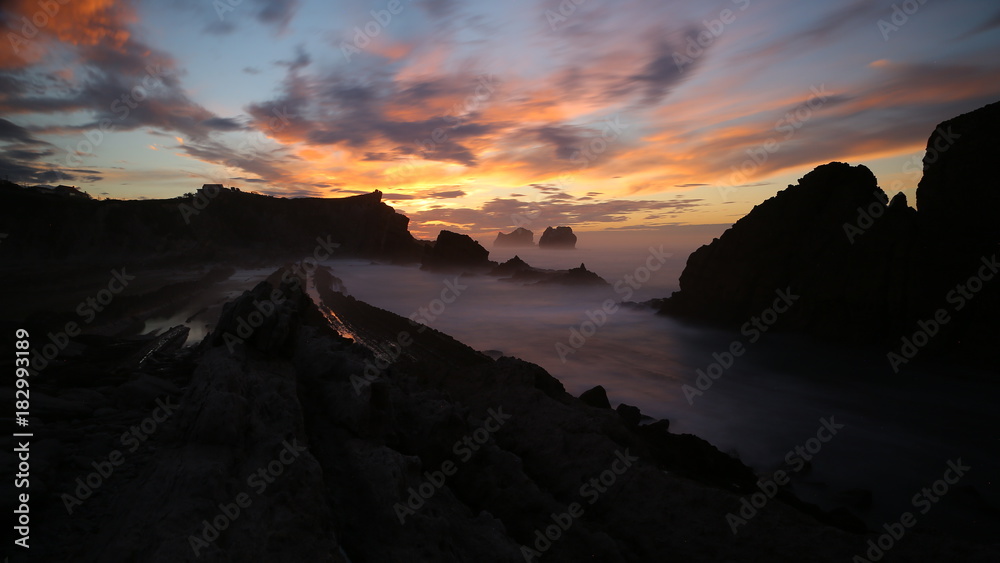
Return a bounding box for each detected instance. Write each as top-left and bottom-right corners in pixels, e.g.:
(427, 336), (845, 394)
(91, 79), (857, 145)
(325, 229), (999, 540)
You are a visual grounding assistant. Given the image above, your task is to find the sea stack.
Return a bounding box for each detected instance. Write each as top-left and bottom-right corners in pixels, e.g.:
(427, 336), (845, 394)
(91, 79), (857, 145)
(538, 226), (577, 249)
(421, 229), (495, 272)
(494, 227), (534, 247)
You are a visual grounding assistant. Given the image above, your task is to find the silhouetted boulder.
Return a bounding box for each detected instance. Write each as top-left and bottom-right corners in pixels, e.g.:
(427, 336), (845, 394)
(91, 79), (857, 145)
(539, 226), (577, 249)
(494, 227), (534, 247)
(579, 385), (611, 408)
(421, 230), (495, 272)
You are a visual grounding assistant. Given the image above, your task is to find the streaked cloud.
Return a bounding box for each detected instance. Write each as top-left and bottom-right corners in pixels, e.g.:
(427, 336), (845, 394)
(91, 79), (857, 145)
(0, 0), (997, 229)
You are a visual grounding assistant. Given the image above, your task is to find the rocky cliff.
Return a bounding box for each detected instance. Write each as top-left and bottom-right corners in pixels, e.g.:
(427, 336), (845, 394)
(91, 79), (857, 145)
(0, 185), (423, 265)
(660, 101), (1000, 364)
(916, 101), (1000, 243)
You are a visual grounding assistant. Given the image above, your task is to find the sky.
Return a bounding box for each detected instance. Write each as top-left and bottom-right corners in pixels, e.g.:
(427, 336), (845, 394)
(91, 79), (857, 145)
(1, 0), (999, 238)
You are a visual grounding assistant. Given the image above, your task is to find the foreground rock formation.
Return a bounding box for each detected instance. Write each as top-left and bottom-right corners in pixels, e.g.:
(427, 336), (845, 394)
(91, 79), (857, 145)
(11, 266), (997, 562)
(660, 101), (1000, 366)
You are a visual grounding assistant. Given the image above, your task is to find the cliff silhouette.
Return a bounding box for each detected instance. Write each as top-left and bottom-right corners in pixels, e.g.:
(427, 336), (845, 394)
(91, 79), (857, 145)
(0, 185), (423, 264)
(660, 101), (1000, 366)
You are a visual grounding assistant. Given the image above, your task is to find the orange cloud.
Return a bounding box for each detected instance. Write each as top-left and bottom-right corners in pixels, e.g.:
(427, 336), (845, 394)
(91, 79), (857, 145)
(1, 0), (135, 69)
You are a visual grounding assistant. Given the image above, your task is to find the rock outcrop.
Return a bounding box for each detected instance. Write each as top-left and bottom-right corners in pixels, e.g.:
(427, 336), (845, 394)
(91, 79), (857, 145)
(532, 263), (610, 287)
(494, 227), (534, 247)
(916, 100), (1000, 242)
(0, 186), (423, 265)
(421, 235), (610, 286)
(661, 162), (914, 336)
(491, 257), (610, 286)
(421, 230), (497, 272)
(489, 255), (533, 277)
(659, 101), (1000, 365)
(539, 226), (577, 249)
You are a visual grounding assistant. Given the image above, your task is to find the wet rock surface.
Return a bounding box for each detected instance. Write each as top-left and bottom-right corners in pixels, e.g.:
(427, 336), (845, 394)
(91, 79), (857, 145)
(8, 266), (998, 562)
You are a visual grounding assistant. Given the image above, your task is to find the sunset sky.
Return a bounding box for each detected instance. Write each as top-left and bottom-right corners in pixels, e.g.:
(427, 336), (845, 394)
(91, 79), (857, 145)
(2, 0), (999, 238)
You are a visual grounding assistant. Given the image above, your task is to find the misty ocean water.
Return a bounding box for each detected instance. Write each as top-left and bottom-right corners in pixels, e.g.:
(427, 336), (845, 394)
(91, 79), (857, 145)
(323, 231), (999, 539)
